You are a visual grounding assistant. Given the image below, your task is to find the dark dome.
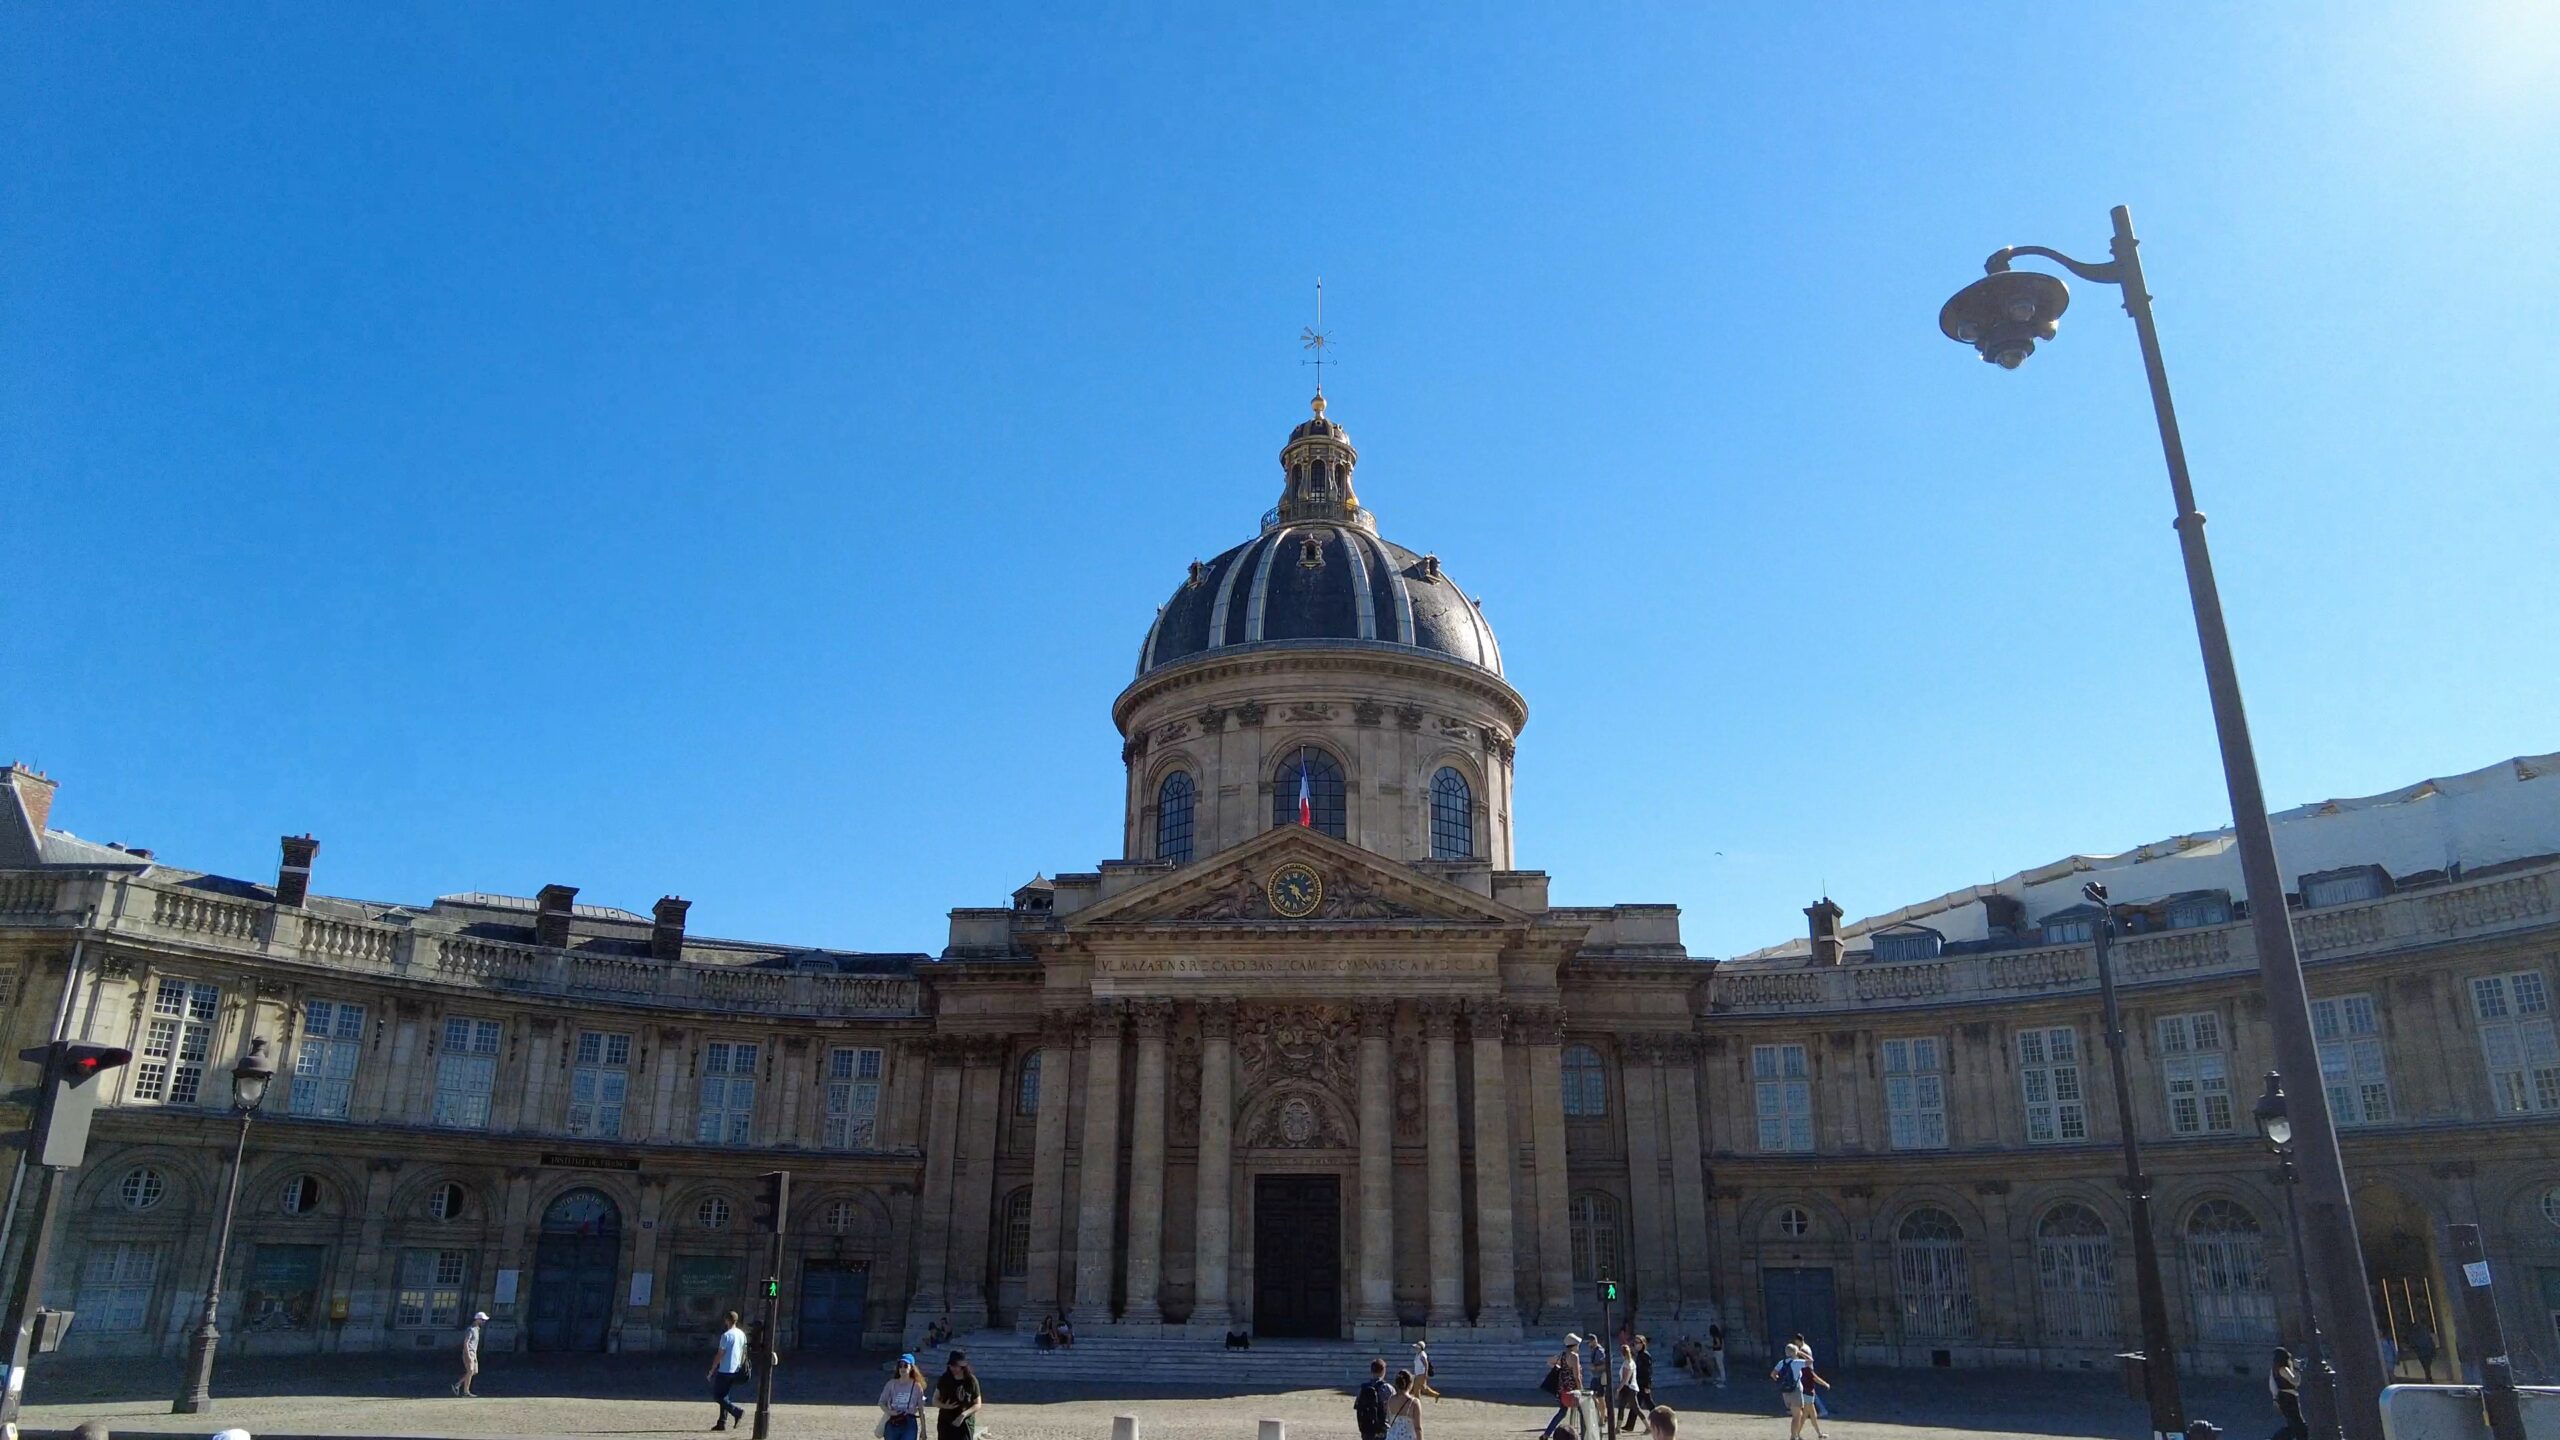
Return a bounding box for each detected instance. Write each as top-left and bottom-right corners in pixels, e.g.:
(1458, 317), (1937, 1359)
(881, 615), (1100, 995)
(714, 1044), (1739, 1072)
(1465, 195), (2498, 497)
(1136, 525), (1503, 678)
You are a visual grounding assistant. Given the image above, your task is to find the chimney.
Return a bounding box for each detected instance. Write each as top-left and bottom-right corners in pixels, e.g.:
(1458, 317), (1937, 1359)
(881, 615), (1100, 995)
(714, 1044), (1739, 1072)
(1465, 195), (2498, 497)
(276, 834), (320, 907)
(1805, 897), (1845, 966)
(1981, 892), (2026, 940)
(651, 896), (691, 962)
(6, 765), (56, 835)
(534, 884), (578, 949)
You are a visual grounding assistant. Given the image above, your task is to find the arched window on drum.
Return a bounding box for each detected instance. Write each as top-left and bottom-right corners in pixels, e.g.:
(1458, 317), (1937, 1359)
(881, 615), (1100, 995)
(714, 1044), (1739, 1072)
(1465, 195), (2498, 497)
(1894, 1207), (1976, 1341)
(1270, 747), (1346, 839)
(2035, 1203), (2118, 1345)
(1155, 771), (1196, 865)
(1429, 767), (1474, 859)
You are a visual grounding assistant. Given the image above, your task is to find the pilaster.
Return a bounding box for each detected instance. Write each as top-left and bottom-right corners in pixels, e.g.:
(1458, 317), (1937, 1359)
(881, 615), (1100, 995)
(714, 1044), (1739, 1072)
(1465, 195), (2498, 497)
(949, 1034), (1004, 1331)
(1421, 998), (1465, 1327)
(1192, 1000), (1238, 1332)
(1466, 999), (1521, 1333)
(1021, 1010), (1079, 1329)
(1122, 1000), (1171, 1326)
(1621, 1036), (1670, 1315)
(1071, 1001), (1125, 1325)
(1517, 1003), (1576, 1324)
(1354, 1003), (1398, 1336)
(1659, 1034), (1717, 1323)
(908, 1035), (967, 1328)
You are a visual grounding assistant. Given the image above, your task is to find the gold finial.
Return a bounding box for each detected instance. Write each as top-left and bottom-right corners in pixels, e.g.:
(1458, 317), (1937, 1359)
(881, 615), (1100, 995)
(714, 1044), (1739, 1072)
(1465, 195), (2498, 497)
(1311, 393), (1327, 417)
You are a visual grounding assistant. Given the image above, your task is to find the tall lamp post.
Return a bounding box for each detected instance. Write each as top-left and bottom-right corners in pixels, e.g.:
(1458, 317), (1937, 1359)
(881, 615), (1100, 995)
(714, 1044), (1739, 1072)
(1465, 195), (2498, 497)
(2087, 882), (2186, 1440)
(173, 1037), (275, 1414)
(2257, 1072), (2342, 1440)
(1938, 206), (2387, 1440)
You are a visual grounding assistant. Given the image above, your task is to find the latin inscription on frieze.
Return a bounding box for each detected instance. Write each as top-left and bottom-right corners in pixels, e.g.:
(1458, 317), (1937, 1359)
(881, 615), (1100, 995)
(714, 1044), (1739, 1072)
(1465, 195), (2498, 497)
(1094, 952), (1491, 977)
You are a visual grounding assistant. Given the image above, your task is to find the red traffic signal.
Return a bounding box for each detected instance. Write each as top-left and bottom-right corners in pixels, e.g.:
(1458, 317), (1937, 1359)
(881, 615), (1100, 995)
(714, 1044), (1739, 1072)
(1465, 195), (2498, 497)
(30, 1042), (133, 1169)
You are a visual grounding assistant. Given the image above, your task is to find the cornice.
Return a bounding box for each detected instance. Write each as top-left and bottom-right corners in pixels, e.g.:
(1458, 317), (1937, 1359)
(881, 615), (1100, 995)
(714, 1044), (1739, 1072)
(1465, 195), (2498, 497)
(1112, 645), (1528, 735)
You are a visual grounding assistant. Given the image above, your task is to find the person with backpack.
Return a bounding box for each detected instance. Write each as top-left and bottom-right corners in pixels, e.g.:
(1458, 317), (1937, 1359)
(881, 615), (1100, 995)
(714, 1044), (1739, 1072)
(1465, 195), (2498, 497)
(1411, 1339), (1441, 1399)
(1771, 1341), (1830, 1440)
(1357, 1358), (1396, 1440)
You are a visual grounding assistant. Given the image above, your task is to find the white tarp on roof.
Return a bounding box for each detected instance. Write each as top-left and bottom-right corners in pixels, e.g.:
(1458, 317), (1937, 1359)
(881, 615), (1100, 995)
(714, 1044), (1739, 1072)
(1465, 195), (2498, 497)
(1738, 751), (2560, 960)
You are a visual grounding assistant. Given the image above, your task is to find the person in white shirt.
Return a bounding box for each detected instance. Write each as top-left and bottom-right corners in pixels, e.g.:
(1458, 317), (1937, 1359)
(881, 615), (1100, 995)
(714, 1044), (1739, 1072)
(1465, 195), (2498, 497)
(452, 1311), (487, 1397)
(709, 1310), (750, 1431)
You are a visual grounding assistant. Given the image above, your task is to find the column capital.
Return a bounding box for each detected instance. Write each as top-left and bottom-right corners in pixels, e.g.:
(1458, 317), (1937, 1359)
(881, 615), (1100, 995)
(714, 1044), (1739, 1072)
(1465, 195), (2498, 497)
(1130, 999), (1173, 1039)
(1041, 1007), (1086, 1046)
(1197, 998), (1237, 1041)
(1355, 1003), (1395, 1041)
(1089, 998), (1126, 1036)
(1419, 997), (1463, 1039)
(1506, 1002), (1566, 1045)
(1464, 997), (1508, 1042)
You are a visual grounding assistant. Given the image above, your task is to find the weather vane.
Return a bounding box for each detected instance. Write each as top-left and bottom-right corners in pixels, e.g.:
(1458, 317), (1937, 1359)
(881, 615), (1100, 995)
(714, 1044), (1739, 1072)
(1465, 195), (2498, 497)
(1299, 277), (1334, 396)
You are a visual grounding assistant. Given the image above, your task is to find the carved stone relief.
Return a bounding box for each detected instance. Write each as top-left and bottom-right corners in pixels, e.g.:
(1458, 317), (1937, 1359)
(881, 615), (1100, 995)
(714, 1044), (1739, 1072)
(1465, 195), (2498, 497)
(1241, 1088), (1351, 1149)
(1393, 1034), (1423, 1142)
(1238, 1003), (1356, 1099)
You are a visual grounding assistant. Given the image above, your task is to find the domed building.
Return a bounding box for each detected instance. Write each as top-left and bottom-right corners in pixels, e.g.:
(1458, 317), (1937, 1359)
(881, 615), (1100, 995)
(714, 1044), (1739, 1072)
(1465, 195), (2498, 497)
(3, 393), (2558, 1393)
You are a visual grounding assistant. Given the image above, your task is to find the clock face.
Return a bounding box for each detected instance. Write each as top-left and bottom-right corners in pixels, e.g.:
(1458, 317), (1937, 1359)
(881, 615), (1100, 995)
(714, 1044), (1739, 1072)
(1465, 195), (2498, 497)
(1267, 862), (1323, 918)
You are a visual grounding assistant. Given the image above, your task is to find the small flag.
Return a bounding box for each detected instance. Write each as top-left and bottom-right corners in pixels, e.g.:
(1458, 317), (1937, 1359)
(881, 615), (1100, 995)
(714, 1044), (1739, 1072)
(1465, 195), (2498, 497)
(1297, 761), (1314, 827)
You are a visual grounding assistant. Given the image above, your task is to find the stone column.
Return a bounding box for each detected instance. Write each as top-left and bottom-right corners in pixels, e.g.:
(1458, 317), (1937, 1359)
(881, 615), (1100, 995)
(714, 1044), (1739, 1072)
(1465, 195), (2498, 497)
(1661, 1035), (1717, 1322)
(1520, 1004), (1575, 1324)
(1467, 999), (1522, 1333)
(1071, 1001), (1125, 1326)
(908, 1036), (966, 1327)
(949, 1036), (1003, 1331)
(1122, 1001), (1171, 1325)
(1421, 999), (1466, 1327)
(1621, 1037), (1671, 1312)
(1020, 1011), (1079, 1331)
(1193, 1000), (1237, 1333)
(1354, 1004), (1398, 1336)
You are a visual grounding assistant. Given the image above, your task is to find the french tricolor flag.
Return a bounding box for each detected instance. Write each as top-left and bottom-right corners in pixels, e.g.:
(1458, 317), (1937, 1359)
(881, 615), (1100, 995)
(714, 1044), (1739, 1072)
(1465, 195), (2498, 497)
(1297, 760), (1314, 827)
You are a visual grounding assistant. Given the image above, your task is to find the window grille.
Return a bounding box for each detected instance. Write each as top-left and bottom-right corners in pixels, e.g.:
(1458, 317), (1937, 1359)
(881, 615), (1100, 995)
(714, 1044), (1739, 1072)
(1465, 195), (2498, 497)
(999, 1188), (1033, 1277)
(2182, 1200), (2276, 1344)
(2310, 995), (2393, 1125)
(1155, 771), (1196, 865)
(1016, 1053), (1042, 1117)
(568, 1031), (632, 1139)
(395, 1248), (470, 1328)
(2035, 1204), (2118, 1345)
(2158, 1012), (2235, 1134)
(1568, 1192), (1621, 1284)
(1429, 767), (1474, 860)
(431, 1017), (502, 1129)
(132, 979), (220, 1104)
(76, 1242), (160, 1332)
(1893, 1208), (1976, 1340)
(2472, 972), (2560, 1114)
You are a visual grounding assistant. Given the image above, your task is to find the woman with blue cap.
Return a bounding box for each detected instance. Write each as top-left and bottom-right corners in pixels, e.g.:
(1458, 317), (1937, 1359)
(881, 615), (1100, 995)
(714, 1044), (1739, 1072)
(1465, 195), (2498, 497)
(880, 1352), (928, 1440)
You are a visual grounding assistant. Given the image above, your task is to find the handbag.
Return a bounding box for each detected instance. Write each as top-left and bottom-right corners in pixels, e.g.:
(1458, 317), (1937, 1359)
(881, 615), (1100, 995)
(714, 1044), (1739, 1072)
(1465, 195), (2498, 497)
(1540, 1363), (1563, 1396)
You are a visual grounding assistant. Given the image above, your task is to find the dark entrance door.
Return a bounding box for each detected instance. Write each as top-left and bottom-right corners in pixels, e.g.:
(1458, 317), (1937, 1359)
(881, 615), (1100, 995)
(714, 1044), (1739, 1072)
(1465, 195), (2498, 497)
(530, 1188), (621, 1352)
(1761, 1266), (1839, 1370)
(799, 1260), (872, 1352)
(1253, 1174), (1341, 1338)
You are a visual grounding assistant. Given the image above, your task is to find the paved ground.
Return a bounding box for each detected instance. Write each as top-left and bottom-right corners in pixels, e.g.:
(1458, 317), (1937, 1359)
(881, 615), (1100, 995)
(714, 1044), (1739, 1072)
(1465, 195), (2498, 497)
(15, 1351), (2271, 1440)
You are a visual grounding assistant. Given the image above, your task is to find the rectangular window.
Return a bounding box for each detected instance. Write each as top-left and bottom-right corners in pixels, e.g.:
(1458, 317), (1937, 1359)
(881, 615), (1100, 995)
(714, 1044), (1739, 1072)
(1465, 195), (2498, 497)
(2158, 1011), (2235, 1135)
(1752, 1043), (1813, 1153)
(568, 1030), (632, 1139)
(130, 978), (221, 1104)
(2472, 972), (2560, 1115)
(2018, 1026), (2089, 1144)
(1880, 1036), (1947, 1150)
(76, 1241), (160, 1333)
(823, 1046), (884, 1149)
(431, 1017), (503, 1129)
(288, 998), (366, 1119)
(0, 959), (21, 1009)
(394, 1248), (471, 1328)
(697, 1041), (760, 1144)
(2310, 995), (2393, 1126)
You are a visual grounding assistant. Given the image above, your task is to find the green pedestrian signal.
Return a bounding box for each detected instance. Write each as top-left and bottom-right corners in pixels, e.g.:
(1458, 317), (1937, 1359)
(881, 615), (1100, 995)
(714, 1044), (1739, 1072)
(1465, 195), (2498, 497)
(761, 1278), (780, 1299)
(1598, 1279), (1618, 1303)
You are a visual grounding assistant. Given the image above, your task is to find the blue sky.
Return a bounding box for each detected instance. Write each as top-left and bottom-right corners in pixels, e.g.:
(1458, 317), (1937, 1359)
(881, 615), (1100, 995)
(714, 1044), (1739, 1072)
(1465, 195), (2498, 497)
(6, 4), (2555, 959)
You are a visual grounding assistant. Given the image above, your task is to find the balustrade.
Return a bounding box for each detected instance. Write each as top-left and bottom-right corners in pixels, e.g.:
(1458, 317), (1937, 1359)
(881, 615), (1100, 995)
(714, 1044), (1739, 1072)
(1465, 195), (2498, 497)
(148, 889), (264, 943)
(0, 874), (60, 918)
(300, 916), (399, 967)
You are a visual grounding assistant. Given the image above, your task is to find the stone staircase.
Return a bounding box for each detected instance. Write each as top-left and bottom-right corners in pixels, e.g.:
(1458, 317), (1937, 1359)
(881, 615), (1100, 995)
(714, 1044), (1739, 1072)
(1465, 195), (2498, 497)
(917, 1329), (1640, 1394)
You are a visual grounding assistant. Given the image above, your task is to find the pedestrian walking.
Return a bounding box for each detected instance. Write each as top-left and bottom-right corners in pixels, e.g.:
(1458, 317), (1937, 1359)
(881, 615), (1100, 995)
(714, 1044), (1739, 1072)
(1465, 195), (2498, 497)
(1357, 1358), (1396, 1440)
(1707, 1325), (1726, 1386)
(2268, 1348), (2308, 1440)
(1538, 1334), (1584, 1440)
(452, 1310), (487, 1396)
(881, 1353), (929, 1440)
(1771, 1342), (1829, 1440)
(1635, 1336), (1656, 1416)
(1612, 1342), (1642, 1431)
(708, 1309), (751, 1431)
(1412, 1340), (1442, 1399)
(935, 1350), (982, 1440)
(2407, 1325), (2438, 1383)
(1386, 1368), (1426, 1440)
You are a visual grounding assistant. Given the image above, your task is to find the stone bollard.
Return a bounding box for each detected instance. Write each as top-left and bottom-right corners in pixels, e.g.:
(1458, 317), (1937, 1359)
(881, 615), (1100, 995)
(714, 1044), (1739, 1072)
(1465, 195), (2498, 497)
(1260, 1420), (1287, 1440)
(1114, 1414), (1141, 1440)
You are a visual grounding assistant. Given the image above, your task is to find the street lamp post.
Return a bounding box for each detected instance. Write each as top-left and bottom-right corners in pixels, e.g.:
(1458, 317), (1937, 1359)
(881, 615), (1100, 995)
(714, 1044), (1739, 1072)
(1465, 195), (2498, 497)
(2088, 882), (2186, 1440)
(2257, 1073), (2342, 1440)
(1939, 205), (2388, 1440)
(173, 1037), (275, 1415)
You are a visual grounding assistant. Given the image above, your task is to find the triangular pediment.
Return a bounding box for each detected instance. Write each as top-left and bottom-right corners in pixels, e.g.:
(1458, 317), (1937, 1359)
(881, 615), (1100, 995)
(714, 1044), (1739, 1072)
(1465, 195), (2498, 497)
(1067, 827), (1526, 929)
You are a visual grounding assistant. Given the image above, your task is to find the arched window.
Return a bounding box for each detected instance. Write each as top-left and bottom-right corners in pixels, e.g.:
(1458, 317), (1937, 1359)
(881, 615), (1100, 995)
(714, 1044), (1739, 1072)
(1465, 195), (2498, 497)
(1562, 1045), (1608, 1117)
(426, 1182), (468, 1221)
(280, 1174), (322, 1216)
(118, 1167), (165, 1213)
(1016, 1053), (1042, 1117)
(1569, 1192), (1622, 1285)
(1430, 767), (1474, 859)
(697, 1197), (731, 1230)
(1270, 747), (1346, 838)
(998, 1187), (1033, 1278)
(1894, 1207), (1976, 1341)
(2036, 1203), (2118, 1345)
(1156, 771), (1196, 865)
(2183, 1200), (2277, 1344)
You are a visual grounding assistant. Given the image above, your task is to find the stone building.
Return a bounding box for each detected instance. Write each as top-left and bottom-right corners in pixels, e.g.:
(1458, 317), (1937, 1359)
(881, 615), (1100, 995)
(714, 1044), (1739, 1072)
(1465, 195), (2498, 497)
(2, 395), (2558, 1383)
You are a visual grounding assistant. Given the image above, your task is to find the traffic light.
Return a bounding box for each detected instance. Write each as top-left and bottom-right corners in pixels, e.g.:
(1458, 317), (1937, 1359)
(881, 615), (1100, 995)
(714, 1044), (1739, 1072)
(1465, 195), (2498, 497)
(1597, 1279), (1619, 1305)
(760, 1278), (780, 1300)
(23, 1042), (133, 1169)
(751, 1170), (790, 1236)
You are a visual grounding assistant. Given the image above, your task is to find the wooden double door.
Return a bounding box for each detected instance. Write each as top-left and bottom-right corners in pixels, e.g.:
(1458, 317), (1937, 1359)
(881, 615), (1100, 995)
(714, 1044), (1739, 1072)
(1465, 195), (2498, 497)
(1252, 1174), (1341, 1338)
